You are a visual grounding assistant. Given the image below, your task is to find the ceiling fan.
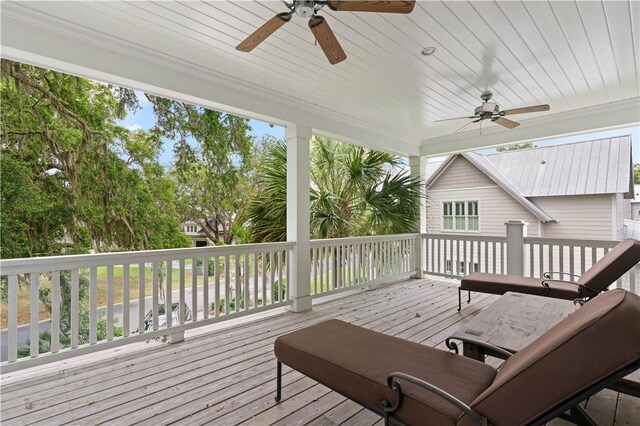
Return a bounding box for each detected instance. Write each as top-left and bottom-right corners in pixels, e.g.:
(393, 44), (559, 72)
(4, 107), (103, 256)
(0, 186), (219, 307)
(436, 90), (551, 133)
(236, 1), (416, 65)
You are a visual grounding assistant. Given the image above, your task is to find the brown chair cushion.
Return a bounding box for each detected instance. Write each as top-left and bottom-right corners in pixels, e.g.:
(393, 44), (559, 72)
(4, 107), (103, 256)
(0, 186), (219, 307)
(465, 289), (640, 426)
(275, 319), (496, 426)
(578, 239), (640, 291)
(460, 273), (581, 300)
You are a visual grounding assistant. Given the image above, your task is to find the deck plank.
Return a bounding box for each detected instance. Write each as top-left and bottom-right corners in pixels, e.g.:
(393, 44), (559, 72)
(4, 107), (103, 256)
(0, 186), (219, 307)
(1, 277), (637, 426)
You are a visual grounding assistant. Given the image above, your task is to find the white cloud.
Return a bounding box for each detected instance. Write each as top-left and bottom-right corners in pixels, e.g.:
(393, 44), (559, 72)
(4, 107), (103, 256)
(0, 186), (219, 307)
(127, 123), (143, 131)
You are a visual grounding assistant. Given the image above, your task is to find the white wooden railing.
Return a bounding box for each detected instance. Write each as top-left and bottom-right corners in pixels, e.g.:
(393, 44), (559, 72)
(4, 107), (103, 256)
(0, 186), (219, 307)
(3, 231), (637, 372)
(309, 234), (417, 297)
(421, 233), (639, 293)
(422, 234), (507, 279)
(523, 237), (637, 293)
(0, 234), (419, 372)
(1, 242), (293, 372)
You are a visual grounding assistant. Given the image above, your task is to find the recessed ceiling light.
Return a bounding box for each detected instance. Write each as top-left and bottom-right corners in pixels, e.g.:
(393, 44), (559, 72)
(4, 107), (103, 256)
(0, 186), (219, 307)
(421, 47), (437, 56)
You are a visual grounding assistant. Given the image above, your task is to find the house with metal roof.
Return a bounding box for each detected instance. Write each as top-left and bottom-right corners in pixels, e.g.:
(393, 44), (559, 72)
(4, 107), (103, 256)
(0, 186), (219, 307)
(425, 136), (634, 241)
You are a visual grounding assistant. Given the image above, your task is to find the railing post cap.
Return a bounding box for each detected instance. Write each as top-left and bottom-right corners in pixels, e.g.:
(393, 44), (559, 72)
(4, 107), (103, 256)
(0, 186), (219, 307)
(505, 220), (529, 226)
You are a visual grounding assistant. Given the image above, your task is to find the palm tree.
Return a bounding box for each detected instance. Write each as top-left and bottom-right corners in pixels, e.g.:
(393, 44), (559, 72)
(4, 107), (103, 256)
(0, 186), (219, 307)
(244, 136), (422, 241)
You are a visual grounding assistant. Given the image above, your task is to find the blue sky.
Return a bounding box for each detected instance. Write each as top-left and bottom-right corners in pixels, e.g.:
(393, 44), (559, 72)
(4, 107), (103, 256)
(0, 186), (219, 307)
(119, 91), (638, 166)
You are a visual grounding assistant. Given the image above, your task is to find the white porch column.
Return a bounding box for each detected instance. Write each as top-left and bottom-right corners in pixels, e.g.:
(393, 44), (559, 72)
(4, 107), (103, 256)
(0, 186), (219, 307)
(286, 124), (312, 312)
(409, 156), (427, 278)
(505, 220), (528, 276)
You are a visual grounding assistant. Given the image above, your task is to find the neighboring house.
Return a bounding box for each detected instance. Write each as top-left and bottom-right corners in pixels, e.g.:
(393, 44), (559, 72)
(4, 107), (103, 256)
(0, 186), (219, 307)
(425, 136), (634, 241)
(181, 221), (210, 247)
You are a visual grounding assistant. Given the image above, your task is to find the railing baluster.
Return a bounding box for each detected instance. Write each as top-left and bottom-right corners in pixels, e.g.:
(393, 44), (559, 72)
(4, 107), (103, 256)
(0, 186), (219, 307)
(107, 265), (115, 339)
(235, 254), (241, 312)
(313, 247), (318, 295)
(580, 247), (586, 276)
(123, 265), (130, 337)
(89, 267), (97, 344)
(278, 250), (283, 300)
(261, 252), (266, 306)
(179, 259), (185, 324)
(8, 275), (18, 362)
(203, 257), (209, 318)
(139, 262), (146, 333)
(548, 245), (554, 276)
(225, 255), (231, 310)
(269, 251), (275, 302)
(166, 260), (172, 327)
(152, 261), (159, 331)
(29, 273), (39, 358)
(213, 256), (220, 315)
(51, 271), (61, 353)
(71, 269), (79, 348)
(286, 249), (291, 299)
(559, 245), (565, 280)
(192, 257), (198, 321)
(253, 253), (258, 308)
(244, 253), (250, 309)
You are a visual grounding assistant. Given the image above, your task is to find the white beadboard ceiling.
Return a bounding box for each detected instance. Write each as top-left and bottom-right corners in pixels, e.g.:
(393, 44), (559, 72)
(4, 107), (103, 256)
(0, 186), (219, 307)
(1, 1), (639, 155)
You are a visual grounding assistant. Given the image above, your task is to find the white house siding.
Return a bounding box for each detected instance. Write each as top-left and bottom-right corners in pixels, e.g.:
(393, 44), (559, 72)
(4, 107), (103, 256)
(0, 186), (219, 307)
(428, 156), (494, 190)
(427, 186), (541, 236)
(531, 195), (614, 240)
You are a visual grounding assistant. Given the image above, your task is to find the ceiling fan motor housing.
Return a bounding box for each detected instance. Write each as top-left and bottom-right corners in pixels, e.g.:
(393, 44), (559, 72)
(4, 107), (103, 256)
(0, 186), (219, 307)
(295, 0), (319, 18)
(475, 102), (499, 118)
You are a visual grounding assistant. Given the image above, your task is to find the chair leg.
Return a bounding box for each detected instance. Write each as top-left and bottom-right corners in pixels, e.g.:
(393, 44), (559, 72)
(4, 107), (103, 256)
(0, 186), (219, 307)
(458, 289), (462, 311)
(558, 404), (597, 426)
(275, 360), (282, 402)
(467, 290), (471, 304)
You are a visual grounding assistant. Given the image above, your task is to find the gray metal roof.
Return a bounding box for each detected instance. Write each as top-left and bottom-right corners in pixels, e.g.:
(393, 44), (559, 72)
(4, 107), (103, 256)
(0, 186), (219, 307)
(483, 136), (633, 197)
(463, 152), (556, 223)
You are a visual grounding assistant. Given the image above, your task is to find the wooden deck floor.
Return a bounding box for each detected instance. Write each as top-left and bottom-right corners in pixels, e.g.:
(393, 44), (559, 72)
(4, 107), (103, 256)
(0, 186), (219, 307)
(1, 278), (638, 425)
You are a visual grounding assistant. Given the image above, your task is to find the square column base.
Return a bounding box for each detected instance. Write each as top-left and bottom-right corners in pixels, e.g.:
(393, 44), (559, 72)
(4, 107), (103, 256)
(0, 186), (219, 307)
(289, 295), (312, 313)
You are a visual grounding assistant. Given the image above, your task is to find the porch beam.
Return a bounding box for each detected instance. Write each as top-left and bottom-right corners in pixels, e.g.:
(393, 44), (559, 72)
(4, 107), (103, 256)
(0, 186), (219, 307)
(409, 156), (427, 278)
(420, 97), (640, 156)
(286, 124), (312, 312)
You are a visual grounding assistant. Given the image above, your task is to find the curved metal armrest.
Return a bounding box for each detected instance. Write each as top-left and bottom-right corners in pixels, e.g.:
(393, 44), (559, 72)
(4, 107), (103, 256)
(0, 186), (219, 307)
(445, 336), (514, 358)
(542, 271), (582, 281)
(540, 279), (600, 297)
(383, 372), (486, 425)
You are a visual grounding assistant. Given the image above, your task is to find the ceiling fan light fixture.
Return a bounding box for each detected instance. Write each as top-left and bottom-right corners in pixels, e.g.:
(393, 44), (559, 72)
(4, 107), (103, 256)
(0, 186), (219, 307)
(421, 47), (437, 56)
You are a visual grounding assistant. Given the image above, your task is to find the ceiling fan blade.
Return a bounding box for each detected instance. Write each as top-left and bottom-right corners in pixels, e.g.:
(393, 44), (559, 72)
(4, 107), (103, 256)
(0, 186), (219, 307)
(453, 120), (476, 134)
(434, 116), (476, 122)
(309, 16), (347, 65)
(492, 117), (520, 129)
(236, 12), (292, 52)
(327, 1), (416, 13)
(501, 104), (550, 115)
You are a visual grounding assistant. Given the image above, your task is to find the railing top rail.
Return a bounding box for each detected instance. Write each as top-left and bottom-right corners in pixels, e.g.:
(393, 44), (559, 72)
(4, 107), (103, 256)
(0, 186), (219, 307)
(310, 234), (419, 246)
(0, 241), (295, 275)
(421, 233), (507, 243)
(523, 237), (620, 248)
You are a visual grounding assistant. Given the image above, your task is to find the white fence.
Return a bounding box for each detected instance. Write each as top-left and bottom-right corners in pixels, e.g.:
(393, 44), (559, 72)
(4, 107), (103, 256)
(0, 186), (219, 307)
(1, 242), (293, 372)
(421, 234), (639, 293)
(0, 234), (417, 372)
(309, 234), (417, 297)
(3, 231), (637, 372)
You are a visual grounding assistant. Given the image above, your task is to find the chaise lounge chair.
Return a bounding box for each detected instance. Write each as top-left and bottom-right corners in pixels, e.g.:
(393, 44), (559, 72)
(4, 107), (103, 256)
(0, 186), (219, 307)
(274, 289), (639, 425)
(457, 238), (640, 311)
